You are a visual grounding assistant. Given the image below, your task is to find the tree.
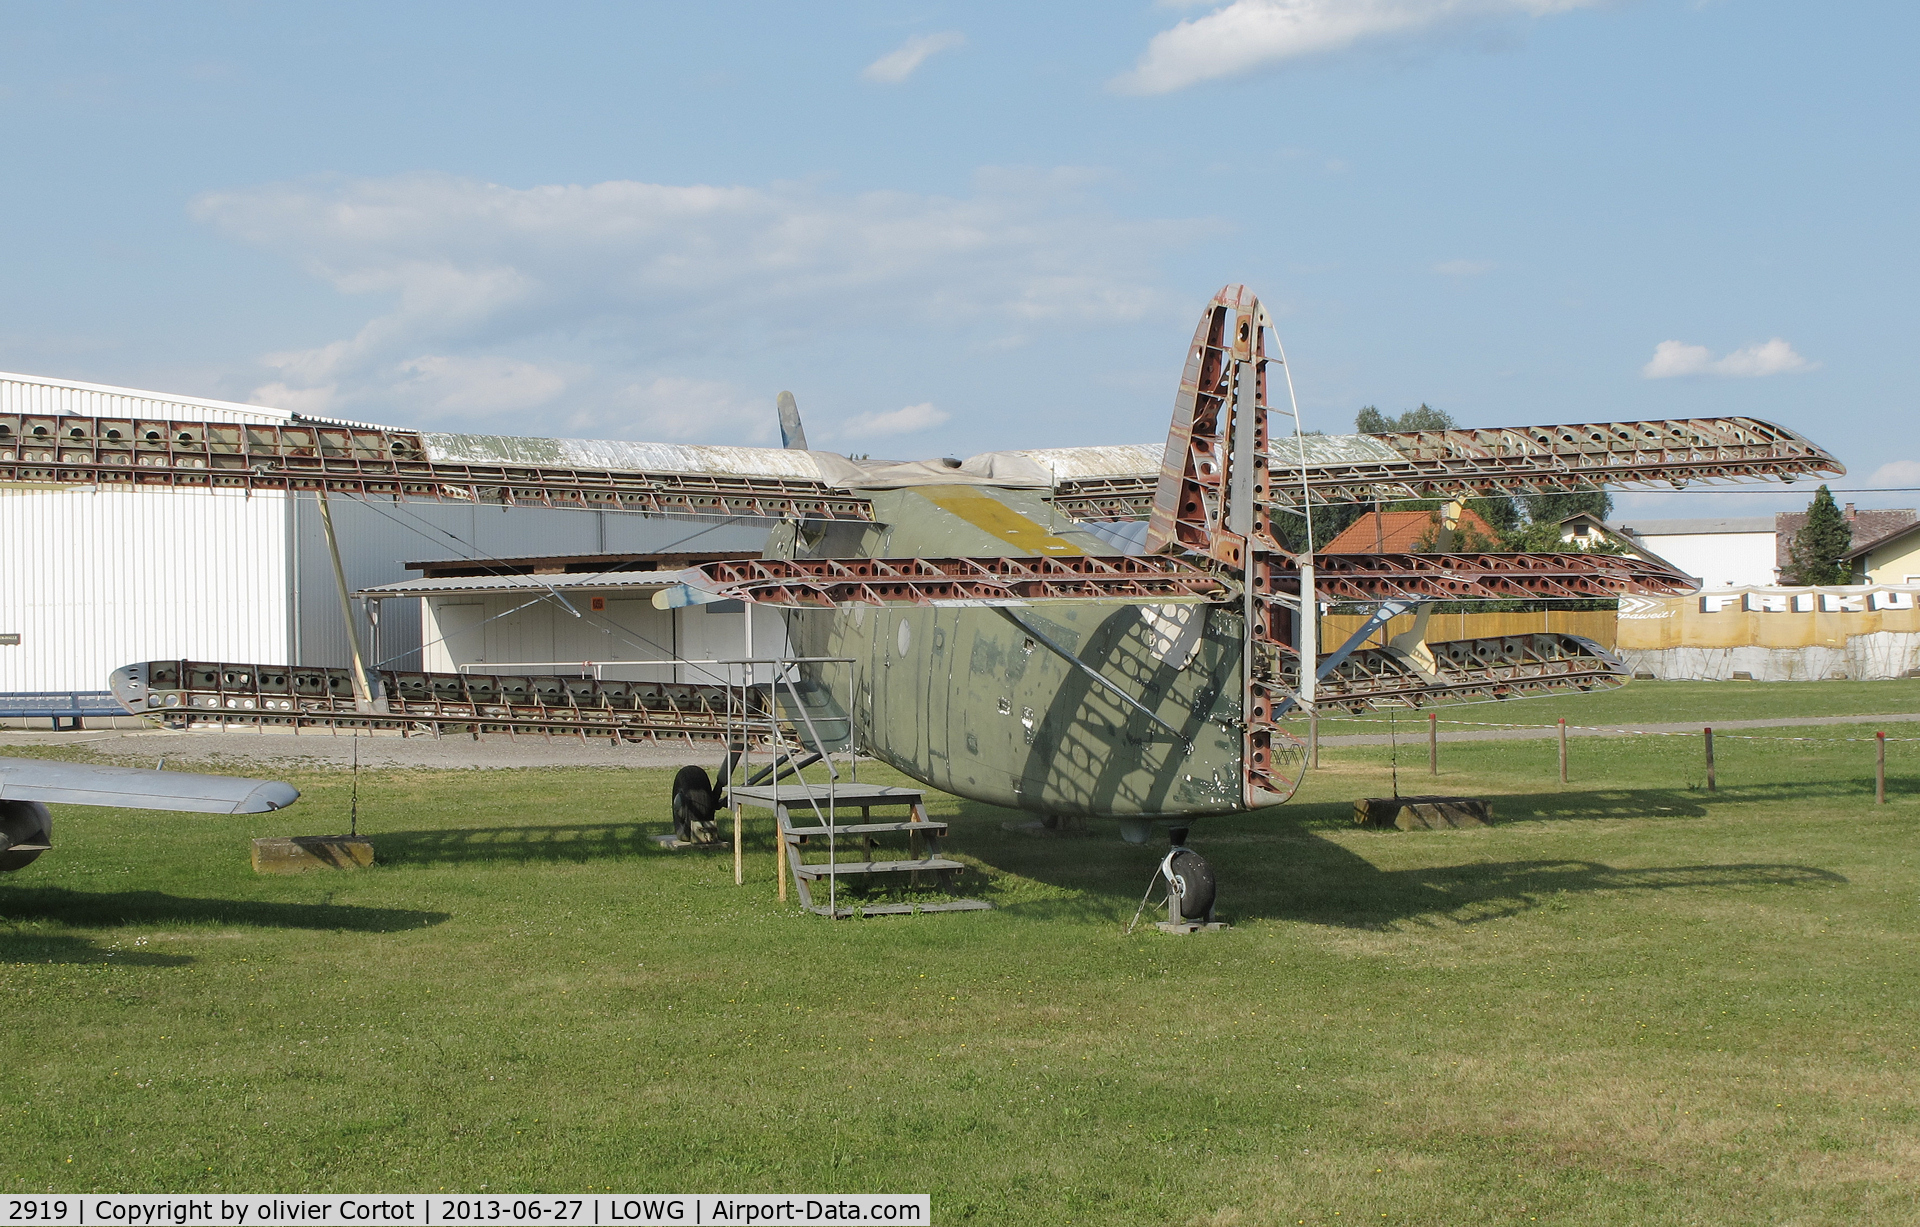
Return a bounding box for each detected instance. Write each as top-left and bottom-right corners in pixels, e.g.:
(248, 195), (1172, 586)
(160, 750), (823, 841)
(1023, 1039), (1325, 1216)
(1522, 490), (1613, 525)
(1356, 403), (1454, 433)
(1783, 485), (1853, 585)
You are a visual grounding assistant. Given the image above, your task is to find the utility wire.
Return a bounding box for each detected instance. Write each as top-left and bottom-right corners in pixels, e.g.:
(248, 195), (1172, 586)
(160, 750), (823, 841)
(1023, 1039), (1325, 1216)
(328, 494), (754, 683)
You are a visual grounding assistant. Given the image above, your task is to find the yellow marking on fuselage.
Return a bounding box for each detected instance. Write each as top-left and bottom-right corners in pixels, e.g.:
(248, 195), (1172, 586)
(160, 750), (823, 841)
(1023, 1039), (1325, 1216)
(919, 487), (1085, 555)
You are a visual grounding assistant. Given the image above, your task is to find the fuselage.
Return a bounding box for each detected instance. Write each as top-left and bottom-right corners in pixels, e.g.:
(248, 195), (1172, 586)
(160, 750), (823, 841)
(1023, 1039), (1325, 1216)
(770, 484), (1250, 819)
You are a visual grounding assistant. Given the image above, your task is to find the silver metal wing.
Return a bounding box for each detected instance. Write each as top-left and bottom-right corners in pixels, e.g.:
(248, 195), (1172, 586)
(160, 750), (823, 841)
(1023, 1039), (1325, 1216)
(0, 757), (298, 814)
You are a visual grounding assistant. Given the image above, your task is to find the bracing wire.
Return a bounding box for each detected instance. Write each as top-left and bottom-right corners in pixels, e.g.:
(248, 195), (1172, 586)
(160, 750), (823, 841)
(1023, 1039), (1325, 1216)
(330, 492), (748, 683)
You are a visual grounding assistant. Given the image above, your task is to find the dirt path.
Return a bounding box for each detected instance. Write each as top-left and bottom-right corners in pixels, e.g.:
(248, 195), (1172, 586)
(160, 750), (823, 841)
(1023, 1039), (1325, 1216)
(1316, 710), (1920, 746)
(0, 726), (720, 771)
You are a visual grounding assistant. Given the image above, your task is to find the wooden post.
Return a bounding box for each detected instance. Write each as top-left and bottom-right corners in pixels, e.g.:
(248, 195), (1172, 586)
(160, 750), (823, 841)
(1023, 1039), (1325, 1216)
(1557, 718), (1568, 784)
(1428, 712), (1438, 776)
(733, 803), (743, 886)
(776, 809), (789, 902)
(1877, 731), (1887, 805)
(1308, 708), (1319, 770)
(1704, 726), (1715, 792)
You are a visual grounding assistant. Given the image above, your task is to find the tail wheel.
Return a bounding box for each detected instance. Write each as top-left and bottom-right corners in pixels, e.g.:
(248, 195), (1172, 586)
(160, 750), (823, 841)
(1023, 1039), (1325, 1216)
(1166, 849), (1215, 920)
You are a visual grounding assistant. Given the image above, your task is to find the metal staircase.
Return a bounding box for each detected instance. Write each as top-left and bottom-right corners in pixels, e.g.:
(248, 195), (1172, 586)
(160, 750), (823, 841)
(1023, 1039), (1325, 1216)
(717, 657), (990, 919)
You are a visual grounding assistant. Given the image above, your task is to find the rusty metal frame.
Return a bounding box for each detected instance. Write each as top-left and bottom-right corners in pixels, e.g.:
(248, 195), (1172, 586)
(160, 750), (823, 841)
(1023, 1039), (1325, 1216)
(1266, 632), (1631, 714)
(1277, 551), (1698, 602)
(678, 554), (1228, 607)
(1057, 415), (1843, 520)
(0, 414), (872, 520)
(1141, 284), (1276, 565)
(120, 659), (759, 741)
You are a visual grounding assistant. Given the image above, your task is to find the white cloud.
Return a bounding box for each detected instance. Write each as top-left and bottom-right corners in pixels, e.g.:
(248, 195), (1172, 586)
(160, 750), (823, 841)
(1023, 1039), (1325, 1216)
(1868, 460), (1920, 487)
(194, 169), (1190, 437)
(248, 381), (337, 415)
(836, 402), (951, 439)
(1641, 337), (1816, 379)
(1112, 0), (1603, 94)
(1432, 258), (1492, 276)
(862, 32), (966, 84)
(393, 355), (568, 416)
(604, 376), (771, 443)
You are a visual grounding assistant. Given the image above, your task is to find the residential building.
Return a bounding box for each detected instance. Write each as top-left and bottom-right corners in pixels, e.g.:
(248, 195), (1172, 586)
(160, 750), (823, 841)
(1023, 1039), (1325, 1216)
(1321, 507), (1497, 553)
(1776, 504), (1916, 577)
(1846, 521), (1920, 586)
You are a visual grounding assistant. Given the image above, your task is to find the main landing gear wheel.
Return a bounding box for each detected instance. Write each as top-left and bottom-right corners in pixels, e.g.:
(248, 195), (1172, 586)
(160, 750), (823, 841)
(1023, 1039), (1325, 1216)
(1156, 826), (1224, 933)
(1164, 848), (1216, 921)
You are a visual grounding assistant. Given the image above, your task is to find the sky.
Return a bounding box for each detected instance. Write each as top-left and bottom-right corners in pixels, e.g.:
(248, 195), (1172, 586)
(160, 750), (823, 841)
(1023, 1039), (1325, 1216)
(2, 0), (1914, 522)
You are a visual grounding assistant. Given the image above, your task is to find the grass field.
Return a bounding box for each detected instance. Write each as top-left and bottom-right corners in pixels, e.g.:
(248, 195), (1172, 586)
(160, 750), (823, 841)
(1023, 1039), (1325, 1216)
(4, 680), (1920, 1223)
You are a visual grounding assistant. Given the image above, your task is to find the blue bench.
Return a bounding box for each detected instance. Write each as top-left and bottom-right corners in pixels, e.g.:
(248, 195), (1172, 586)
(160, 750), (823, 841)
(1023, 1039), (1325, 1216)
(0, 691), (127, 731)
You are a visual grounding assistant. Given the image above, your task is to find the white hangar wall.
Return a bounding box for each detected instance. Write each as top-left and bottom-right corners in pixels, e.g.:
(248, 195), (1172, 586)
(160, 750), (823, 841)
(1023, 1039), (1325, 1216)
(2, 370), (311, 693)
(0, 486), (291, 692)
(0, 486), (771, 691)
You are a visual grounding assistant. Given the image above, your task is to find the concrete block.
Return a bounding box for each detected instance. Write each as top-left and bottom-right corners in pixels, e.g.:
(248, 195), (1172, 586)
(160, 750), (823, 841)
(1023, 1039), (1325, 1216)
(251, 835), (375, 873)
(1353, 796), (1492, 830)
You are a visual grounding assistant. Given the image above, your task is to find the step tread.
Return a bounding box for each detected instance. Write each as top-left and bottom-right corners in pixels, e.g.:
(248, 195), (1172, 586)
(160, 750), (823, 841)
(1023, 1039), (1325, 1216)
(728, 782), (923, 806)
(792, 857), (963, 877)
(809, 899), (994, 917)
(784, 820), (947, 837)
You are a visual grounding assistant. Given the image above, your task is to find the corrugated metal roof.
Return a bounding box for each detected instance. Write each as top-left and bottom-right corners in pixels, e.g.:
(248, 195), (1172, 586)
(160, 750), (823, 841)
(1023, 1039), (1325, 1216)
(356, 570), (686, 597)
(0, 370), (394, 431)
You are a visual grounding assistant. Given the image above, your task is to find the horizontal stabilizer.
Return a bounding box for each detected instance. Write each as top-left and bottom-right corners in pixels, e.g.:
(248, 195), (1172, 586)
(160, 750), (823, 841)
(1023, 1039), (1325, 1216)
(1307, 633), (1630, 713)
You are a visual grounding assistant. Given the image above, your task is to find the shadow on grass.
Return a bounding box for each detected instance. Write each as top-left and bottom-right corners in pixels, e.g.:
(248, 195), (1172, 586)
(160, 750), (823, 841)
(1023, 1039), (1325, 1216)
(1264, 857), (1847, 930)
(951, 800), (1848, 928)
(0, 931), (193, 967)
(1486, 778), (1910, 822)
(0, 887), (448, 933)
(374, 822), (684, 865)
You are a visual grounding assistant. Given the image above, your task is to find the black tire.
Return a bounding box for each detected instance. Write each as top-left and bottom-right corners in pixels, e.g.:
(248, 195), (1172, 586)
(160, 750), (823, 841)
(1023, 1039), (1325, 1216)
(1167, 849), (1215, 920)
(0, 800), (51, 873)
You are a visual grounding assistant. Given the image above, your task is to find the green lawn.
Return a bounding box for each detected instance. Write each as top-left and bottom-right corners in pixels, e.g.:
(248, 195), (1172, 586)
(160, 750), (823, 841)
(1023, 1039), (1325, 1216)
(3, 706), (1918, 1223)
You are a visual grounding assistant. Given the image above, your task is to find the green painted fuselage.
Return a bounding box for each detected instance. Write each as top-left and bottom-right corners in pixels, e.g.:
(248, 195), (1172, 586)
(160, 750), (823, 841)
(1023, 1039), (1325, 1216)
(769, 485), (1249, 819)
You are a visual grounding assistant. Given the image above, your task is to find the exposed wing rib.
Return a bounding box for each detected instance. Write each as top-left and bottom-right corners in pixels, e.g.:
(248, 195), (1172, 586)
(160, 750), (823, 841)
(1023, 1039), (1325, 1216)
(655, 555), (1229, 608)
(1286, 551), (1698, 602)
(657, 548), (1692, 609)
(1051, 416), (1844, 519)
(0, 757), (298, 814)
(0, 414), (872, 520)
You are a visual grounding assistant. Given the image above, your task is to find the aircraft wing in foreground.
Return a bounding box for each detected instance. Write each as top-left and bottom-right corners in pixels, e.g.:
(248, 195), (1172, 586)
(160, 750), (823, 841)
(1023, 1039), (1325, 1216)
(0, 757), (299, 872)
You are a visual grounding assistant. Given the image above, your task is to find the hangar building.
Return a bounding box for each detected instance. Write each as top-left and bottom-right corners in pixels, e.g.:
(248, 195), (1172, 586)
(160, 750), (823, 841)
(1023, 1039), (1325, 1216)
(0, 370), (773, 711)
